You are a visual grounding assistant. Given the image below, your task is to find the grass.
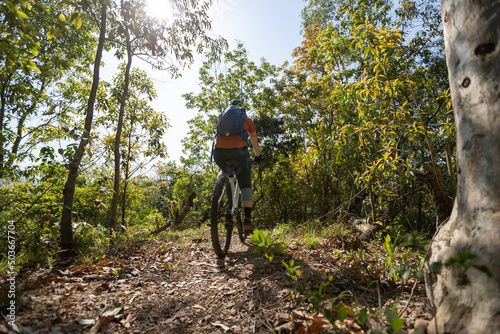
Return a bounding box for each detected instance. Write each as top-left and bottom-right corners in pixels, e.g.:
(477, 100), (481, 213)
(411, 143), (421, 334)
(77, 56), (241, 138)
(304, 228), (322, 249)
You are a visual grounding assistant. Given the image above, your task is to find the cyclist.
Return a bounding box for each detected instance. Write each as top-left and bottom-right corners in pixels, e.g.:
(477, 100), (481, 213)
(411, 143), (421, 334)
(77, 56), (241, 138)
(213, 99), (263, 235)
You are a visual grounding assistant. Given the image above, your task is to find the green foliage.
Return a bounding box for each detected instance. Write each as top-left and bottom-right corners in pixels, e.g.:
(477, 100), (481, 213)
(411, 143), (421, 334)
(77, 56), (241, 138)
(271, 223), (294, 247)
(282, 259), (303, 281)
(385, 307), (405, 332)
(294, 272), (335, 313)
(249, 229), (284, 262)
(303, 226), (323, 250)
(0, 166), (63, 269)
(154, 161), (216, 229)
(431, 252), (494, 277)
(381, 232), (427, 282)
(181, 44), (283, 167)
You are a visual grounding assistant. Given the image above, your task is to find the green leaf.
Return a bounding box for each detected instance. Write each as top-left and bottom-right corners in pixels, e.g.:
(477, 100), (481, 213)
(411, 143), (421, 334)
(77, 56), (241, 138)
(28, 60), (41, 74)
(357, 309), (368, 326)
(265, 233), (271, 246)
(17, 10), (29, 19)
(473, 264), (494, 277)
(430, 262), (443, 274)
(73, 17), (82, 29)
(323, 309), (337, 328)
(84, 146), (92, 158)
(337, 305), (347, 322)
(264, 253), (273, 262)
(385, 308), (405, 332)
(59, 13), (66, 21)
(30, 45), (38, 57)
(402, 269), (410, 280)
(45, 105), (56, 115)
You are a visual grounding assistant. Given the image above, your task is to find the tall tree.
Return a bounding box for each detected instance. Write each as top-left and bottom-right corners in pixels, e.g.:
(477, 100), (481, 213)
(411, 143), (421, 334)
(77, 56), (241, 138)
(96, 65), (169, 227)
(60, 0), (224, 248)
(108, 0), (133, 235)
(426, 1), (500, 333)
(0, 0), (95, 179)
(106, 0), (224, 235)
(288, 0), (451, 229)
(60, 1), (107, 250)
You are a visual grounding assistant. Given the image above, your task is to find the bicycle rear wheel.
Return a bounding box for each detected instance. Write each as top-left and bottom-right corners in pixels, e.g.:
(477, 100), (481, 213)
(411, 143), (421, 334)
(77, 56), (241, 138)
(211, 176), (233, 258)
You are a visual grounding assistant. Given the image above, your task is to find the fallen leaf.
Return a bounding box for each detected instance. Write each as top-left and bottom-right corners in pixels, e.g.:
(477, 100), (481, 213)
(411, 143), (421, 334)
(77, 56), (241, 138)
(193, 304), (206, 311)
(310, 315), (331, 332)
(89, 303), (123, 334)
(234, 300), (243, 311)
(212, 322), (230, 331)
(77, 318), (95, 326)
(69, 264), (87, 272)
(292, 310), (313, 320)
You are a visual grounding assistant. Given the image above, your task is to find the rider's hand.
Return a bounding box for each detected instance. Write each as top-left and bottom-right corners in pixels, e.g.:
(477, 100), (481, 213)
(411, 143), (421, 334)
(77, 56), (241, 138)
(254, 155), (264, 163)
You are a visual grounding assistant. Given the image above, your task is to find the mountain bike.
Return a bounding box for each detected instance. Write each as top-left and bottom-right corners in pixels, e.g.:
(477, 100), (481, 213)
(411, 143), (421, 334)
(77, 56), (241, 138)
(210, 160), (247, 259)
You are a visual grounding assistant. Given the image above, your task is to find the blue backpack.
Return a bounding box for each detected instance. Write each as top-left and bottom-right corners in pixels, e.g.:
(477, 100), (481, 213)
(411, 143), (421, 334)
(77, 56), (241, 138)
(216, 105), (248, 142)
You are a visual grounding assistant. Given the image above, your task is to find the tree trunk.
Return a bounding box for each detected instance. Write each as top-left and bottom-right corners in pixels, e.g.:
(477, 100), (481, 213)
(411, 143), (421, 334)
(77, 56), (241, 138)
(151, 192), (196, 235)
(172, 191), (196, 229)
(109, 22), (132, 235)
(120, 127), (134, 227)
(0, 73), (13, 179)
(59, 3), (107, 250)
(426, 1), (500, 333)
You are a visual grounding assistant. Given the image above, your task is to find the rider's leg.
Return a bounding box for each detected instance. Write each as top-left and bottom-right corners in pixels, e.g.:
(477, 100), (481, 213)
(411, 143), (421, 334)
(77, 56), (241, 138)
(241, 188), (253, 234)
(242, 201), (252, 230)
(230, 149), (252, 232)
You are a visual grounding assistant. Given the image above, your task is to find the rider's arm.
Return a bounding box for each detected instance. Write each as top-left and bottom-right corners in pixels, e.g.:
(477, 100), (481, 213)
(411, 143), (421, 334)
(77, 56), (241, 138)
(249, 131), (260, 157)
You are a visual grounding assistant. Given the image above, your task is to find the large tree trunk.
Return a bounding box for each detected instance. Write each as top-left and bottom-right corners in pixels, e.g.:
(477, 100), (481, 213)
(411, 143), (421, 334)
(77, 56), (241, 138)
(426, 1), (500, 333)
(60, 3), (107, 250)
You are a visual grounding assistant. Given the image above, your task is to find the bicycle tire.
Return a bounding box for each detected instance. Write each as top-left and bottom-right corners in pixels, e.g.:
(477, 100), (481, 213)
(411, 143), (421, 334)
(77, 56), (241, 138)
(236, 192), (245, 243)
(210, 175), (233, 258)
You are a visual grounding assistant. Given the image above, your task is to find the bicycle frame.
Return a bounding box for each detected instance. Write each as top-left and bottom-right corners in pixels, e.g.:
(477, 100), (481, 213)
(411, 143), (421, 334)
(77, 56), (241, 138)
(217, 172), (241, 217)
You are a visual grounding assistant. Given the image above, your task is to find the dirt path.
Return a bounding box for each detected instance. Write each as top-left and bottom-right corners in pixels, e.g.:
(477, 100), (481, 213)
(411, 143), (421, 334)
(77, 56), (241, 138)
(1, 230), (431, 333)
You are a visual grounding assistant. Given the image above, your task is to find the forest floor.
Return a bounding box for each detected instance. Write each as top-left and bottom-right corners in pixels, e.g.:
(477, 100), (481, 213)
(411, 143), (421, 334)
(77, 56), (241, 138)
(1, 225), (433, 334)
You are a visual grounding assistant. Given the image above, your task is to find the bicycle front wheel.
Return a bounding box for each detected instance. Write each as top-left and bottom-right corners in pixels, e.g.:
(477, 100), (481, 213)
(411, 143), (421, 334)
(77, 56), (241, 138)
(210, 176), (233, 258)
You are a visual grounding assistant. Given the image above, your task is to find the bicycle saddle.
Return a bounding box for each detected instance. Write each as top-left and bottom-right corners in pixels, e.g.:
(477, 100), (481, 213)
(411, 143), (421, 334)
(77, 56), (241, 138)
(222, 160), (242, 177)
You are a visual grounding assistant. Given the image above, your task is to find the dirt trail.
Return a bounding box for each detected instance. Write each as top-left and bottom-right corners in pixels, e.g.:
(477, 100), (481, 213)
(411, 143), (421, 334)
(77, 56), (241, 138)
(1, 230), (431, 333)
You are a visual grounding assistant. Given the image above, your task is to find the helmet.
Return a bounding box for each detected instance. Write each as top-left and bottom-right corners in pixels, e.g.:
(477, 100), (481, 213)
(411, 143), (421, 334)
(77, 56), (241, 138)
(230, 99), (243, 108)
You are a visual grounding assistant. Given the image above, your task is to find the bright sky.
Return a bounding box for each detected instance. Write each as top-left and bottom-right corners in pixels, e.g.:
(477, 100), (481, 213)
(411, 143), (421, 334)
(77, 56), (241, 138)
(133, 0), (305, 162)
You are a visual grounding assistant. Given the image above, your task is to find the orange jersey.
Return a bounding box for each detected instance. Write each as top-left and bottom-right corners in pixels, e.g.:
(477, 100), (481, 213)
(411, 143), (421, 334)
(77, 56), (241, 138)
(215, 117), (256, 149)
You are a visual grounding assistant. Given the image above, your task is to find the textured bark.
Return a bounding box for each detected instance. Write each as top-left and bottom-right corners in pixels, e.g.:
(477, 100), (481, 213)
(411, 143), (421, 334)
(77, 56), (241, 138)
(60, 4), (107, 250)
(426, 1), (500, 333)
